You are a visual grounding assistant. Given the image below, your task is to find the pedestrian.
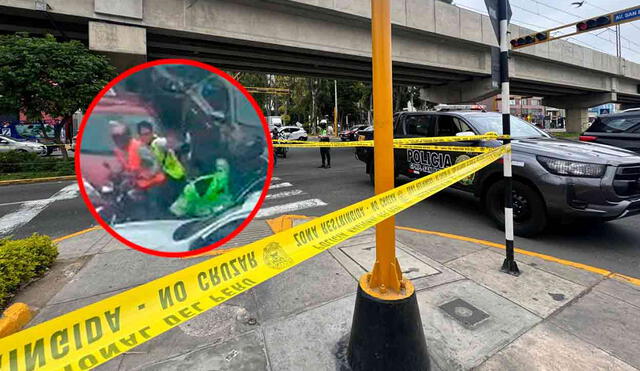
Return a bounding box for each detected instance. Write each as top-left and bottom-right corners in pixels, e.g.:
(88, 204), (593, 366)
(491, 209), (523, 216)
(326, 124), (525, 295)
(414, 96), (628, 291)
(271, 126), (279, 168)
(327, 123), (334, 137)
(318, 119), (331, 169)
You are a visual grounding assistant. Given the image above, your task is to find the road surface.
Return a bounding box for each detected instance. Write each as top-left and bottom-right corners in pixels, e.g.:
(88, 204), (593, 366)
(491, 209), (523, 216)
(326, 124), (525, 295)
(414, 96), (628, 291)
(0, 146), (638, 277)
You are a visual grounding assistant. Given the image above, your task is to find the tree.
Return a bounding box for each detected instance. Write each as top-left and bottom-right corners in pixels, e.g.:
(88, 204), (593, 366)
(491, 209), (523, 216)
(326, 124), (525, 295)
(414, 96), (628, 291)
(0, 33), (116, 159)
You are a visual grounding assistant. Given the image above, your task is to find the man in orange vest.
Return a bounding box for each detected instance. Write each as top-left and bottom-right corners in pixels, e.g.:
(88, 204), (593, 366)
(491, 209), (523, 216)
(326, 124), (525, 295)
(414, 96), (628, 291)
(111, 121), (166, 190)
(110, 121), (167, 220)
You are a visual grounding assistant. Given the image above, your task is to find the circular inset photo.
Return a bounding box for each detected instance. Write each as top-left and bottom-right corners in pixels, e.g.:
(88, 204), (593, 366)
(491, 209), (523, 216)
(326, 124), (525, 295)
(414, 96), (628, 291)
(76, 60), (272, 257)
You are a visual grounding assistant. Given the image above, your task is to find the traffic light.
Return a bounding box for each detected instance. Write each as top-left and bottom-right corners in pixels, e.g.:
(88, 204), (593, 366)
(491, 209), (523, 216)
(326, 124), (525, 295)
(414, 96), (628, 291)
(510, 32), (549, 49)
(576, 16), (612, 32)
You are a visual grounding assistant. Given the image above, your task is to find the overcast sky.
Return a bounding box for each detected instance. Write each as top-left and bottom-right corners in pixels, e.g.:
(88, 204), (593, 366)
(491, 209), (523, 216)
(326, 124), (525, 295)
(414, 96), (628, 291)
(453, 0), (640, 63)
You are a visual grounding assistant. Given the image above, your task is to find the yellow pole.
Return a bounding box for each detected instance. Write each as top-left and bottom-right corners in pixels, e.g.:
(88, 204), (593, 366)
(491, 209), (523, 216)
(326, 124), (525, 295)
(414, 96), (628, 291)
(366, 0), (403, 296)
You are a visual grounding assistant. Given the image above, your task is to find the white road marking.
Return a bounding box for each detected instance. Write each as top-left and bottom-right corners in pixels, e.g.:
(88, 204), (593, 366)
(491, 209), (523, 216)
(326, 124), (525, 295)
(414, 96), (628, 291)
(265, 189), (304, 200)
(256, 199), (327, 218)
(271, 177), (281, 181)
(269, 182), (293, 190)
(0, 184), (79, 235)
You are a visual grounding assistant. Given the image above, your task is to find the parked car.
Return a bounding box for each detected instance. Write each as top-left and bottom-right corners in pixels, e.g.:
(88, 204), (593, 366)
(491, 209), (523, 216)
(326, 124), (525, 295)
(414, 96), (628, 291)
(580, 110), (640, 153)
(340, 125), (370, 141)
(0, 135), (47, 154)
(356, 111), (640, 236)
(278, 126), (307, 141)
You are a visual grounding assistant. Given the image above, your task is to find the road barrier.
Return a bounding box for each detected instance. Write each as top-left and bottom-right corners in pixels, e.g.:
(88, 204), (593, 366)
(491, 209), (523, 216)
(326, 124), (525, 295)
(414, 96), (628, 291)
(0, 145), (509, 371)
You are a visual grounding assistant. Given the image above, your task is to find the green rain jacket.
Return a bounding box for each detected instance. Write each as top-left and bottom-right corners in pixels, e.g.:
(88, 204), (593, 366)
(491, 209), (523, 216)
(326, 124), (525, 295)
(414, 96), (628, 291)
(169, 168), (233, 218)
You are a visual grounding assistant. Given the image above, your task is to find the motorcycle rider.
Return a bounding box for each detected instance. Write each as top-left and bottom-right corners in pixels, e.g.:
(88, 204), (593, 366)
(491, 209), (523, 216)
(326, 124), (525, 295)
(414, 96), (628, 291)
(110, 121), (166, 220)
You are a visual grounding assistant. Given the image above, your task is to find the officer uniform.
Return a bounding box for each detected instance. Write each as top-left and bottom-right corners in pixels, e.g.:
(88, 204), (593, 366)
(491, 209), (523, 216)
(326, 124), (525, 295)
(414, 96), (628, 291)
(318, 124), (331, 168)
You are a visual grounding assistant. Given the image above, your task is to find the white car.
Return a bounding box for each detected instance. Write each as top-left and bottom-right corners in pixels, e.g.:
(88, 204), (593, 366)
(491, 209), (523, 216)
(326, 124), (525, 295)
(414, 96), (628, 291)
(0, 135), (47, 155)
(278, 126), (307, 141)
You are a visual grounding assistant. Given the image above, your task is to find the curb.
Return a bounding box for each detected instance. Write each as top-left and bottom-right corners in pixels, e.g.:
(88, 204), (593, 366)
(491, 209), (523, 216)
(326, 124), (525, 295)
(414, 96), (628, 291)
(0, 303), (33, 338)
(52, 226), (102, 243)
(0, 175), (76, 186)
(266, 215), (640, 288)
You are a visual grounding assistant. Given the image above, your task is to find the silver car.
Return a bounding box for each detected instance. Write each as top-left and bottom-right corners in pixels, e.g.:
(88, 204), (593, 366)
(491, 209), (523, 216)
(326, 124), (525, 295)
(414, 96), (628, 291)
(0, 135), (47, 155)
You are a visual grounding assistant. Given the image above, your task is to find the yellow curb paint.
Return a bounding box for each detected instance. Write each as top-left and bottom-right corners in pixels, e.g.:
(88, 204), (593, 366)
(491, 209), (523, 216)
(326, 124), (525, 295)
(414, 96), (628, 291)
(611, 273), (640, 287)
(396, 226), (505, 249)
(0, 303), (33, 338)
(260, 220), (639, 287)
(394, 226), (640, 285)
(52, 226), (102, 243)
(266, 215), (311, 233)
(0, 175), (76, 186)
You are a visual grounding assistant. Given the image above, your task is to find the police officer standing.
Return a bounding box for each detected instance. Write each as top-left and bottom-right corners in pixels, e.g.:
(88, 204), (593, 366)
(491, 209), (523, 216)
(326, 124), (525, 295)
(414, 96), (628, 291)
(271, 126), (279, 168)
(318, 119), (331, 168)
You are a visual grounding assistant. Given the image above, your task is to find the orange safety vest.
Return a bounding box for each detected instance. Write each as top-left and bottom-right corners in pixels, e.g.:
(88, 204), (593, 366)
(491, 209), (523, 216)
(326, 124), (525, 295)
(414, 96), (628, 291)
(114, 139), (165, 189)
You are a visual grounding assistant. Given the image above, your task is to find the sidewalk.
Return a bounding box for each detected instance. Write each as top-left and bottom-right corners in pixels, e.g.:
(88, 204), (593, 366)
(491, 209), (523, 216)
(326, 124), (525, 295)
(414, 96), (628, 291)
(18, 218), (640, 370)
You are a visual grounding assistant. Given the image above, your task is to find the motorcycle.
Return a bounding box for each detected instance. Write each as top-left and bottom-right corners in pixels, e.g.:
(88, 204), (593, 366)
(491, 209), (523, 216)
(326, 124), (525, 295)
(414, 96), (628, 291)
(88, 163), (142, 225)
(113, 175), (266, 252)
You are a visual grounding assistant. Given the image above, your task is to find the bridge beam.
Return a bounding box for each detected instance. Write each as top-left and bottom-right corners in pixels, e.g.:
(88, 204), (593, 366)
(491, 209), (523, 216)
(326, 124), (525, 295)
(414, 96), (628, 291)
(418, 77), (498, 104)
(542, 92), (617, 110)
(89, 21), (147, 72)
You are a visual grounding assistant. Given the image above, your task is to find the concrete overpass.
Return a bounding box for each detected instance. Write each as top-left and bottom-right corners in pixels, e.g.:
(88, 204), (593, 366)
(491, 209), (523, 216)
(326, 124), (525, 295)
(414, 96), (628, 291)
(2, 0), (640, 131)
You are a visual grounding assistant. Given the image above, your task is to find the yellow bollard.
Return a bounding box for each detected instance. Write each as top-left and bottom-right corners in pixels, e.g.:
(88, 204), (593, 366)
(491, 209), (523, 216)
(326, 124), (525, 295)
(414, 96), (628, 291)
(347, 1), (430, 370)
(366, 0), (405, 297)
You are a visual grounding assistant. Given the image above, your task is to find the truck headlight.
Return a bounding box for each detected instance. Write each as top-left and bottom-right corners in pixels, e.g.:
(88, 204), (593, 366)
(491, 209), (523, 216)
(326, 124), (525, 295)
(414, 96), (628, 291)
(537, 156), (605, 178)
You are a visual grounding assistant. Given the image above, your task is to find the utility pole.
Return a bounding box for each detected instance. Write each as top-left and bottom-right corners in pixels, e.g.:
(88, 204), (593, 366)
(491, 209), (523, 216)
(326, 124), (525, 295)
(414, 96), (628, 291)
(498, 0), (519, 275)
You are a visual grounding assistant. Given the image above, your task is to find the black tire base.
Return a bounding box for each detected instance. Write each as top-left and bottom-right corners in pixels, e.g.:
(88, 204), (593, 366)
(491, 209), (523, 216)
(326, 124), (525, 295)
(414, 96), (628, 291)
(347, 285), (430, 371)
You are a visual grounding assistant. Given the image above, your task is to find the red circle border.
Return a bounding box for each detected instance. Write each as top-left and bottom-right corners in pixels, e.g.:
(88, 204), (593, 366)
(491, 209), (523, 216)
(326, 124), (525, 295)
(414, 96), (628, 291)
(75, 59), (274, 258)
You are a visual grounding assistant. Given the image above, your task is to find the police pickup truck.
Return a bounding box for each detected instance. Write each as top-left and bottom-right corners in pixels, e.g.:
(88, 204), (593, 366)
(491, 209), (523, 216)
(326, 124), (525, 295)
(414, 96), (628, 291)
(355, 111), (640, 236)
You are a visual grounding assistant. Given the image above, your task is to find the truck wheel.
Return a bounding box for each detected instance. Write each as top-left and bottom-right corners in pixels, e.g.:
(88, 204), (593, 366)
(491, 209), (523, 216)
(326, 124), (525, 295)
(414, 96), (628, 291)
(484, 179), (547, 237)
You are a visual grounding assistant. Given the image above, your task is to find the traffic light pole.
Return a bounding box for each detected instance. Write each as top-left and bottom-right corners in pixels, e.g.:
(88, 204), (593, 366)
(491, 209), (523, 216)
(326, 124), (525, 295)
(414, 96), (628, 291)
(511, 4), (640, 49)
(499, 0), (519, 276)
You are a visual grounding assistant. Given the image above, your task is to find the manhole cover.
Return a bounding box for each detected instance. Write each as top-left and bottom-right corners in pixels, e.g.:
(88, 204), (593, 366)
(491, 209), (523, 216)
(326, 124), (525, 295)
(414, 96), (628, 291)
(439, 298), (489, 329)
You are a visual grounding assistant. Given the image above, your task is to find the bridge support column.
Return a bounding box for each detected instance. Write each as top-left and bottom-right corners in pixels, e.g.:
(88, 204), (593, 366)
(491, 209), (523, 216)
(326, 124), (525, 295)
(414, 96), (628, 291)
(89, 21), (146, 73)
(543, 92), (617, 133)
(565, 108), (590, 133)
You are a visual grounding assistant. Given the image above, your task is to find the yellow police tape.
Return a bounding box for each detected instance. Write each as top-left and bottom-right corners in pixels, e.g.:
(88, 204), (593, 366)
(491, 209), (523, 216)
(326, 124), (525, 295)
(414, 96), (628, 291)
(391, 144), (492, 153)
(273, 141), (492, 153)
(0, 145), (509, 371)
(272, 133), (506, 150)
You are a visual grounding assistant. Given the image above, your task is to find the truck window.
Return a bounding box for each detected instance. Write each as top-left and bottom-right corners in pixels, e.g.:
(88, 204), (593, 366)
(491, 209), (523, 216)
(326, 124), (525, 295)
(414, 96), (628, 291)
(588, 115), (640, 133)
(404, 115), (435, 136)
(436, 115), (472, 136)
(393, 114), (401, 134)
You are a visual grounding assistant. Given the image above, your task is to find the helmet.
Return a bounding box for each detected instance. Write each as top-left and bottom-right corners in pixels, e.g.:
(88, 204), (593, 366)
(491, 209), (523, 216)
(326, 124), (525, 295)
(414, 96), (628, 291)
(216, 158), (229, 173)
(109, 121), (131, 149)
